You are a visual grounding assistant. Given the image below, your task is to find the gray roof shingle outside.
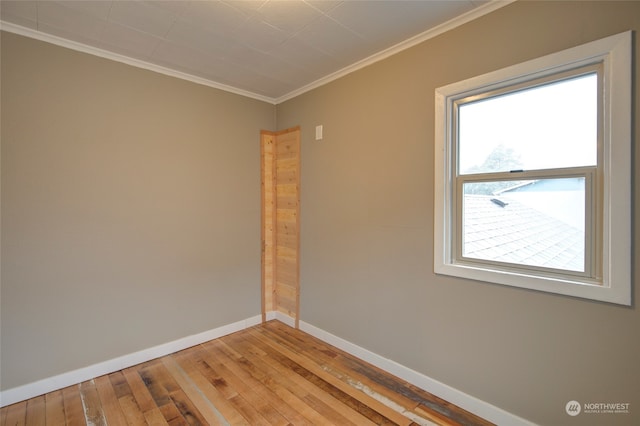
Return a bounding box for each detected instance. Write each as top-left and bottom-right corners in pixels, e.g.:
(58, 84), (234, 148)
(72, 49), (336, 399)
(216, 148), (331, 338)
(463, 195), (584, 271)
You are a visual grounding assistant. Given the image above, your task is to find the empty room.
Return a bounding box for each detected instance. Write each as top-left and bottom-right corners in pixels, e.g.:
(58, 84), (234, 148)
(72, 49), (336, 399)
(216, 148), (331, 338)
(1, 1), (639, 425)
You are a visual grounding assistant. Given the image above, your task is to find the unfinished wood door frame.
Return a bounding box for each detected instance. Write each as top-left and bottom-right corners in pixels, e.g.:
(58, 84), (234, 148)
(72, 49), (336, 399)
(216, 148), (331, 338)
(261, 127), (301, 327)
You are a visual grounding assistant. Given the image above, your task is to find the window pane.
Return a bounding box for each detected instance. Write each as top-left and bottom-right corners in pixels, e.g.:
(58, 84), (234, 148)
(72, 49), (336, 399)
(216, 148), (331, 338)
(458, 73), (597, 175)
(462, 177), (585, 272)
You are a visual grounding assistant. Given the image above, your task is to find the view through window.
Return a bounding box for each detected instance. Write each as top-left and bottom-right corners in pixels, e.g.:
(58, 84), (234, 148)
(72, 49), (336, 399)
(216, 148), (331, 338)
(434, 31), (631, 304)
(457, 74), (597, 274)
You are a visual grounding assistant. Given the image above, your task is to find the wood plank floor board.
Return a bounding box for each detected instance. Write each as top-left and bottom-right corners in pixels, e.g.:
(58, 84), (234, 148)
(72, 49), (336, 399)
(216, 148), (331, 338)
(227, 394), (271, 426)
(1, 321), (494, 426)
(157, 400), (184, 426)
(197, 343), (253, 395)
(246, 327), (410, 425)
(220, 335), (350, 426)
(259, 323), (421, 409)
(191, 355), (240, 401)
(202, 340), (309, 426)
(162, 356), (225, 426)
(222, 328), (374, 425)
(220, 333), (332, 426)
(108, 371), (148, 426)
(140, 405), (169, 426)
(204, 341), (316, 425)
(338, 351), (475, 425)
(108, 372), (131, 401)
(44, 390), (66, 426)
(121, 367), (157, 414)
(172, 348), (250, 425)
(236, 329), (382, 426)
(232, 331), (367, 425)
(301, 393), (362, 426)
(94, 376), (128, 426)
(3, 400), (26, 426)
(137, 363), (173, 409)
(116, 394), (147, 426)
(61, 385), (86, 426)
(138, 362), (199, 425)
(175, 345), (265, 425)
(121, 367), (168, 425)
(79, 380), (107, 426)
(260, 322), (481, 426)
(260, 322), (464, 425)
(167, 389), (207, 425)
(24, 395), (45, 426)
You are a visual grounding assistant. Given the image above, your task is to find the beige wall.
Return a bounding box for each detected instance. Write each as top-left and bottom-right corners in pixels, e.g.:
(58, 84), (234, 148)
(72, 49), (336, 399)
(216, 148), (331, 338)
(2, 1), (639, 425)
(1, 32), (275, 389)
(276, 2), (639, 425)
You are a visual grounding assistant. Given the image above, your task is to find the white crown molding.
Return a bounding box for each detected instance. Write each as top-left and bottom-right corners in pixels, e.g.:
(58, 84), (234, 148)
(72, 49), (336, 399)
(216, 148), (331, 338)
(1, 0), (514, 106)
(274, 0), (516, 104)
(0, 21), (278, 105)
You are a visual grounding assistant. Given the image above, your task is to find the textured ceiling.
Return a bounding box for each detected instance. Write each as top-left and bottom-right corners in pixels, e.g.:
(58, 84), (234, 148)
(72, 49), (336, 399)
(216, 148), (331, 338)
(0, 0), (506, 103)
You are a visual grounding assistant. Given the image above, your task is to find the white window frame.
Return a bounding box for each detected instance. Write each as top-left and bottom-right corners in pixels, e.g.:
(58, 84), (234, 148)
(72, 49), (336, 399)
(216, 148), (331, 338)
(434, 31), (631, 305)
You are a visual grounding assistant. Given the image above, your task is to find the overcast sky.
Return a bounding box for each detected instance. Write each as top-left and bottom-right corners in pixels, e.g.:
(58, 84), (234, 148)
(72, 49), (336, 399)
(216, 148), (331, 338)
(458, 73), (597, 174)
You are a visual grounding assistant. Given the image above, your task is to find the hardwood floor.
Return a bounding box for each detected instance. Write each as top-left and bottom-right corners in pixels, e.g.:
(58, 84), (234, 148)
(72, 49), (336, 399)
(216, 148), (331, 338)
(1, 321), (493, 426)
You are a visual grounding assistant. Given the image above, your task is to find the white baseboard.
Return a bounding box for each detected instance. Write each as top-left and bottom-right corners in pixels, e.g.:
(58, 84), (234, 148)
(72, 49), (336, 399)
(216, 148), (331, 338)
(1, 312), (533, 425)
(298, 319), (536, 426)
(0, 314), (263, 408)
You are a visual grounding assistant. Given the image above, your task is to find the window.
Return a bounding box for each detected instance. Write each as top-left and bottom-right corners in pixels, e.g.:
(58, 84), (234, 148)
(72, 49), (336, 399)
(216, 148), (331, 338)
(434, 32), (631, 305)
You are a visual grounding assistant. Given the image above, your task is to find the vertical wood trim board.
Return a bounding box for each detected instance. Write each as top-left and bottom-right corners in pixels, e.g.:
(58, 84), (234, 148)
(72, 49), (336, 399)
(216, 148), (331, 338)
(260, 131), (276, 322)
(261, 127), (301, 327)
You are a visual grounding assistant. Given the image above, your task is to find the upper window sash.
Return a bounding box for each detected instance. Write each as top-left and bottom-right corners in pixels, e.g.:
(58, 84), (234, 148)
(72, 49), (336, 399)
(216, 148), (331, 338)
(452, 65), (601, 176)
